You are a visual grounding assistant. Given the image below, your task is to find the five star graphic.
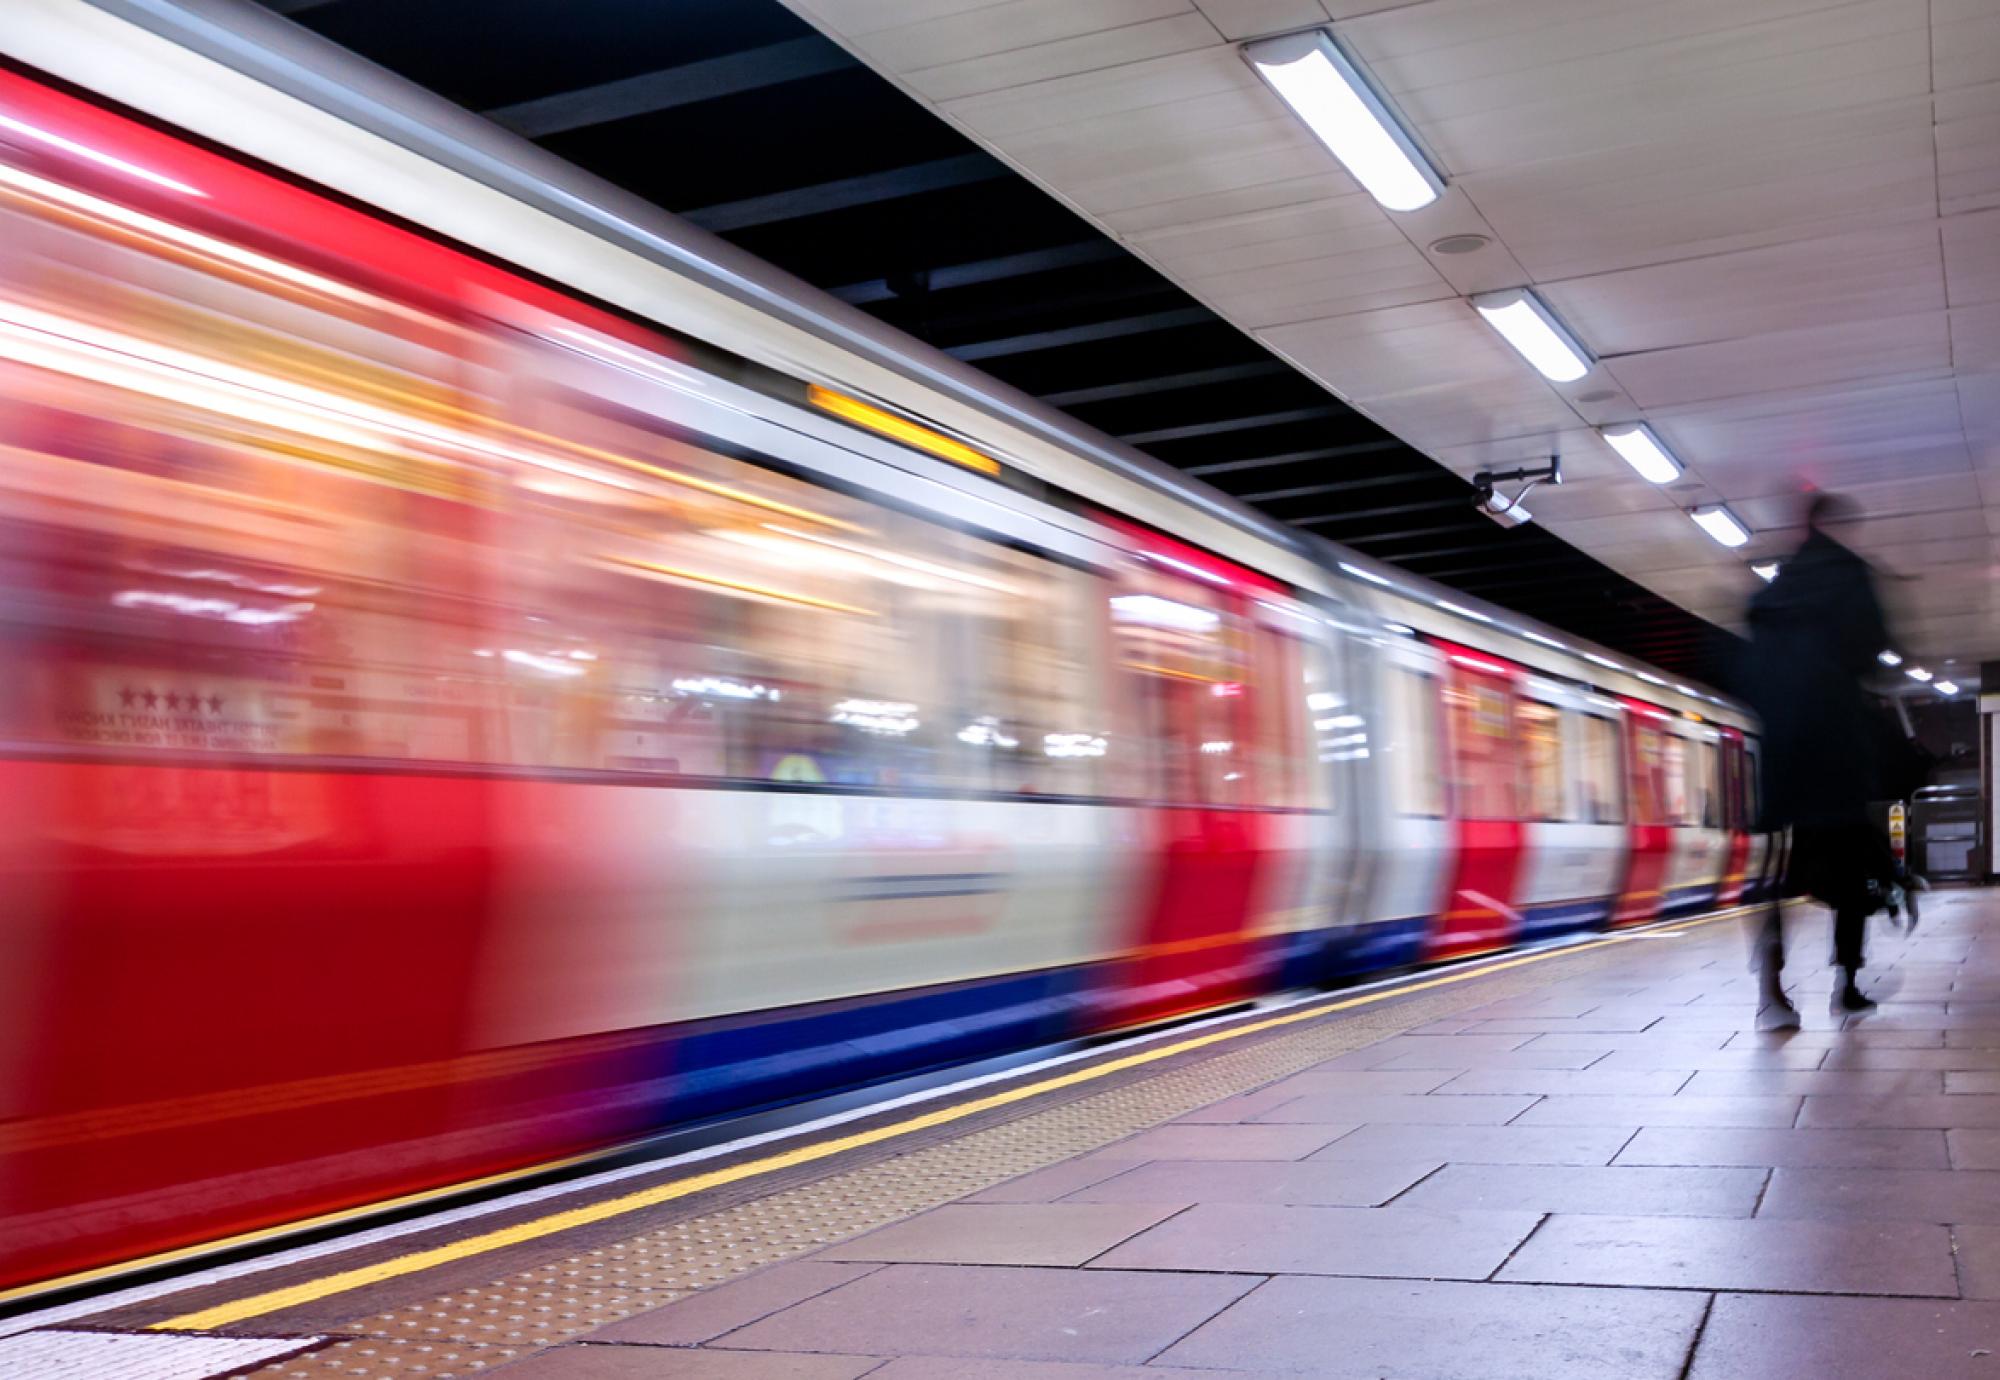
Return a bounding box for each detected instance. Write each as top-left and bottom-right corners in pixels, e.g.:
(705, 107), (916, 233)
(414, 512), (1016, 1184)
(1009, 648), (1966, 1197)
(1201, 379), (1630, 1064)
(119, 686), (228, 715)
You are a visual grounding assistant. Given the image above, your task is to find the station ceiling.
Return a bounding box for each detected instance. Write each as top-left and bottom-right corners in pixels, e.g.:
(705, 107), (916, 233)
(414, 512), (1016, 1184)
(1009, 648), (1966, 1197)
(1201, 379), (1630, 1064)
(257, 0), (1742, 682)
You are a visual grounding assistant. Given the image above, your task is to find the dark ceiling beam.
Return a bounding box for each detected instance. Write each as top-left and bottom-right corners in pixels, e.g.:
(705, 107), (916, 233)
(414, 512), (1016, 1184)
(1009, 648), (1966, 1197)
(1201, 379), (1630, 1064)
(944, 307), (1210, 362)
(1311, 521), (1471, 544)
(1118, 405), (1344, 446)
(1182, 439), (1403, 477)
(684, 153), (1004, 232)
(830, 241), (1123, 305)
(486, 36), (853, 138)
(1039, 360), (1285, 406)
(1236, 471), (1459, 504)
(1286, 497), (1471, 526)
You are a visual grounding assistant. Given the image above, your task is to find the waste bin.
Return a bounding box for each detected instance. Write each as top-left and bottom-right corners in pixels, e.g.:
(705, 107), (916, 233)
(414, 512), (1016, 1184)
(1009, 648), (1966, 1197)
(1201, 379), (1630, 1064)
(1910, 784), (1982, 881)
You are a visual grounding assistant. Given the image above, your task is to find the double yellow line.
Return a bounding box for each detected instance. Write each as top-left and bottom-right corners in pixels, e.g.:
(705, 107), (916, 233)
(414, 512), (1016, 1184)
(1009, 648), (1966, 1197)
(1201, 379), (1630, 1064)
(141, 909), (1738, 1331)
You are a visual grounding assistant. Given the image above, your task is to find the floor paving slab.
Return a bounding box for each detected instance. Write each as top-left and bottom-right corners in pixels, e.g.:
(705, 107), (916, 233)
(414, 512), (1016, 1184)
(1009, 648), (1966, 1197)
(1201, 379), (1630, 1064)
(1953, 1224), (2000, 1299)
(712, 1264), (1257, 1366)
(584, 1263), (881, 1347)
(962, 1159), (1149, 1204)
(1306, 1123), (1638, 1166)
(1498, 1213), (1957, 1296)
(1512, 1095), (1802, 1128)
(1246, 1092), (1538, 1125)
(1681, 1069), (1944, 1096)
(1953, 1130), (2000, 1170)
(1393, 1163), (1767, 1217)
(1802, 1095), (2000, 1129)
(1085, 1202), (1540, 1279)
(1686, 1293), (2000, 1379)
(1061, 1158), (1441, 1208)
(1156, 1275), (1709, 1380)
(1615, 1126), (1950, 1170)
(1368, 1045), (1614, 1070)
(815, 1203), (1184, 1267)
(1756, 1167), (2000, 1224)
(1077, 1123), (1356, 1161)
(1430, 1068), (1694, 1096)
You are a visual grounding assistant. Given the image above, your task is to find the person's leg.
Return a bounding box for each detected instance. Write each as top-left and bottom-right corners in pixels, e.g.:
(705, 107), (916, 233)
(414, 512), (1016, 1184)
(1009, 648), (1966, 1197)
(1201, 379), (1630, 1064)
(1757, 831), (1798, 1028)
(1833, 900), (1874, 1012)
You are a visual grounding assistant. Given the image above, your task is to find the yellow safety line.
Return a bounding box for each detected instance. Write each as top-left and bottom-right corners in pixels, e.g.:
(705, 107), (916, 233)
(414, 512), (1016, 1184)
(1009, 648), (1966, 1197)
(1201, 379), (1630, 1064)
(149, 905), (1747, 1331)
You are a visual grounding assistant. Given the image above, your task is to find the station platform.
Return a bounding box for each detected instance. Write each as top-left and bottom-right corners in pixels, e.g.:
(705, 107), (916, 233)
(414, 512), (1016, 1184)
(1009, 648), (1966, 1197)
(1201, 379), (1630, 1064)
(14, 891), (2000, 1380)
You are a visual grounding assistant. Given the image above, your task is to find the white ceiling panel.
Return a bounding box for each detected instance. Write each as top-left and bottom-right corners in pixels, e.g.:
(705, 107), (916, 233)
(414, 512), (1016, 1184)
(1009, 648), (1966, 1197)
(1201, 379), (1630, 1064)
(1605, 313), (1952, 411)
(1194, 0), (1329, 40)
(1936, 81), (2000, 216)
(1934, 0), (2000, 94)
(1347, 0), (1929, 174)
(901, 14), (1221, 101)
(852, 0), (1195, 72)
(1946, 208), (2000, 307)
(795, 0), (2000, 664)
(1540, 224), (1947, 357)
(1459, 100), (1939, 282)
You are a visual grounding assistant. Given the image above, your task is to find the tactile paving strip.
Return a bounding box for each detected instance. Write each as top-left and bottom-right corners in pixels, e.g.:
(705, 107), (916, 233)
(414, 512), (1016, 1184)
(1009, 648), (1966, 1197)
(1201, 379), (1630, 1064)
(241, 932), (1677, 1375)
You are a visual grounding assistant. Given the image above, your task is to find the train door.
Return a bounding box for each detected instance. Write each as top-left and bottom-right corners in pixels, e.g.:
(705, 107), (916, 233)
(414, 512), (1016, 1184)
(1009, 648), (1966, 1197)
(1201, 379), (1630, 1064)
(1426, 641), (1527, 960)
(1660, 719), (1727, 915)
(1512, 679), (1625, 940)
(1335, 629), (1449, 974)
(1613, 699), (1673, 924)
(1095, 525), (1291, 1027)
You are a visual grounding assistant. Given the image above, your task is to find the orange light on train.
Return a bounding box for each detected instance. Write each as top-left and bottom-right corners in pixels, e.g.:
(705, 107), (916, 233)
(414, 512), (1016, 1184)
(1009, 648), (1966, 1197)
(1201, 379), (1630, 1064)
(806, 384), (1002, 477)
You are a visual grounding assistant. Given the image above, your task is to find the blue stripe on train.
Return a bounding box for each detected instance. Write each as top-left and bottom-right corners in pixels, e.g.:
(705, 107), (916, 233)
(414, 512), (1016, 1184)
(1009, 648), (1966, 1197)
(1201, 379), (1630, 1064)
(1517, 898), (1613, 943)
(656, 968), (1087, 1123)
(1661, 882), (1720, 917)
(1321, 916), (1430, 978)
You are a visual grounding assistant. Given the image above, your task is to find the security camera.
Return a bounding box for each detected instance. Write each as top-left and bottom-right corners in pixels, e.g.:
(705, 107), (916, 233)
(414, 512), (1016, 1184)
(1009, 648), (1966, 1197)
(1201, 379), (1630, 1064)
(1471, 456), (1560, 529)
(1476, 488), (1534, 527)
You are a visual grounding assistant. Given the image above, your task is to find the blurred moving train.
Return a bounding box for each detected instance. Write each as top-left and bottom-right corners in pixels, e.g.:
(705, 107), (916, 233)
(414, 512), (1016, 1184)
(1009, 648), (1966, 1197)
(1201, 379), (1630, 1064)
(0, 0), (1764, 1295)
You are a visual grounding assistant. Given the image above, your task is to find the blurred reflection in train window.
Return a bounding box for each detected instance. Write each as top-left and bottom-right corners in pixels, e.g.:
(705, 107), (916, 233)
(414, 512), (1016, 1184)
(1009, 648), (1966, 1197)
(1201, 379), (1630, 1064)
(1578, 713), (1625, 824)
(496, 331), (1105, 797)
(0, 158), (1104, 798)
(1109, 564), (1250, 806)
(1629, 719), (1669, 827)
(1386, 667), (1445, 818)
(1515, 697), (1565, 822)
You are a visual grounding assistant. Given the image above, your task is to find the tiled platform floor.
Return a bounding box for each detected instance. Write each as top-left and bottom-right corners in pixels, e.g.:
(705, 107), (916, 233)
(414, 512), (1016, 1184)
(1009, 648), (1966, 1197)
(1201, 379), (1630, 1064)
(488, 890), (2000, 1379)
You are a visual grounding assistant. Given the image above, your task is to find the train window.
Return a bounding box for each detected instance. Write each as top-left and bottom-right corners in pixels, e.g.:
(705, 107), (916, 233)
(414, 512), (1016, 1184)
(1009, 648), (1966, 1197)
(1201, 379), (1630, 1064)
(1578, 714), (1625, 824)
(1109, 563), (1247, 806)
(1385, 666), (1445, 817)
(1694, 738), (1723, 829)
(0, 164), (1117, 800)
(1443, 675), (1518, 821)
(1629, 719), (1668, 826)
(1248, 621), (1313, 808)
(1516, 698), (1566, 822)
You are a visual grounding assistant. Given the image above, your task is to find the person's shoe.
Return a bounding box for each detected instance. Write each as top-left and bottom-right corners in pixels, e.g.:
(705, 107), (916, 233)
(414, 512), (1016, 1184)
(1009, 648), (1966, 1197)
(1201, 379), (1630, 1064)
(1834, 982), (1878, 1014)
(1757, 995), (1802, 1030)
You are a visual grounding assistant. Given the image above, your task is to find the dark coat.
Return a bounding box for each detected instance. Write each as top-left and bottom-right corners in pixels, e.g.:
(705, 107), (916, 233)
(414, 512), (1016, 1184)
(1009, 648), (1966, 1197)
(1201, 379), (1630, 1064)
(1741, 528), (1889, 830)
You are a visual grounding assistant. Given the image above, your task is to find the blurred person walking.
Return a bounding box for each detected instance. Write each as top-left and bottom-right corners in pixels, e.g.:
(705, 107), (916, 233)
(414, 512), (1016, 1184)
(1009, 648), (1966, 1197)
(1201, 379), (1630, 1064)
(1741, 492), (1891, 1026)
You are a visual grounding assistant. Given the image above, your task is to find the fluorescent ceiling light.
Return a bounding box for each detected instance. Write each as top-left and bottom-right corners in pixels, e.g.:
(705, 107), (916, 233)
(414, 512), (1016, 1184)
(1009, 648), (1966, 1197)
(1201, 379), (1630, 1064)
(1878, 650), (1903, 667)
(1906, 666), (1933, 683)
(1690, 505), (1751, 548)
(1521, 629), (1569, 650)
(1936, 680), (1960, 696)
(1600, 423), (1683, 484)
(1243, 31), (1444, 212)
(1338, 561), (1394, 588)
(1472, 289), (1593, 383)
(1583, 651), (1624, 671)
(1751, 561), (1779, 582)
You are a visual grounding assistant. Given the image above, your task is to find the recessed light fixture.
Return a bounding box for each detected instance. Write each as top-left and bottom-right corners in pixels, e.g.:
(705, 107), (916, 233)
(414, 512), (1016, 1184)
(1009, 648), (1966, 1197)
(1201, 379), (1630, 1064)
(1690, 505), (1751, 548)
(1907, 666), (1933, 683)
(1751, 561), (1779, 582)
(1937, 680), (1960, 696)
(1472, 289), (1593, 383)
(1429, 233), (1489, 255)
(1878, 650), (1903, 667)
(1600, 422), (1683, 484)
(1243, 31), (1444, 212)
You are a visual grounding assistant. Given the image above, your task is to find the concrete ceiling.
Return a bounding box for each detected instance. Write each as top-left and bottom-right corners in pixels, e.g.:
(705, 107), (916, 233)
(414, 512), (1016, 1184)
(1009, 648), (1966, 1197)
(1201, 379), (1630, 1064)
(782, 0), (2000, 677)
